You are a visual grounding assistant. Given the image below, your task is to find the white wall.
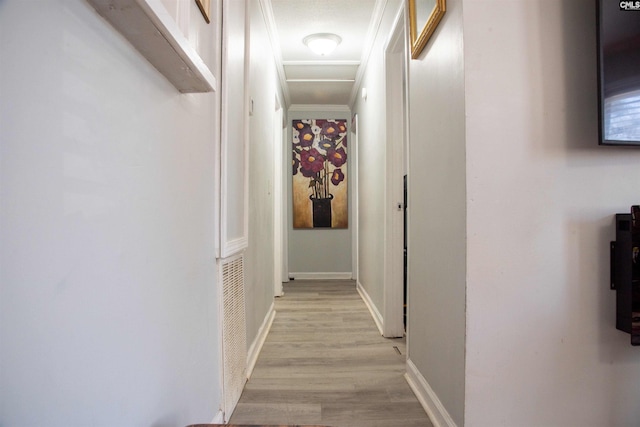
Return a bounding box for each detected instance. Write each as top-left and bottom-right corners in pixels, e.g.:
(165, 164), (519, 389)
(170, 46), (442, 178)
(287, 108), (352, 277)
(464, 1), (640, 425)
(406, 0), (467, 424)
(244, 0), (281, 344)
(353, 53), (385, 307)
(0, 1), (222, 426)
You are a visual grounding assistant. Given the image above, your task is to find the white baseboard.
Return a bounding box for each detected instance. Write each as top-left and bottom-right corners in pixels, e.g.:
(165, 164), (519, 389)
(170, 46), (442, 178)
(405, 359), (457, 427)
(289, 272), (353, 280)
(246, 302), (276, 379)
(356, 280), (384, 335)
(211, 409), (224, 423)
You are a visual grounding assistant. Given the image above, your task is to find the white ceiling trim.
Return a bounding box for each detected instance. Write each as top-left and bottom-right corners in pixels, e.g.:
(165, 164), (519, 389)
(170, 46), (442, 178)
(288, 104), (351, 112)
(282, 60), (362, 66)
(259, 0), (290, 107)
(348, 0), (390, 107)
(286, 79), (356, 82)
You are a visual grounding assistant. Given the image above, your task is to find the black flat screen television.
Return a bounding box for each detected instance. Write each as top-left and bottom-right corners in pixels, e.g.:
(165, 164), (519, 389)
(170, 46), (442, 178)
(596, 0), (640, 145)
(612, 206), (640, 346)
(632, 205), (640, 345)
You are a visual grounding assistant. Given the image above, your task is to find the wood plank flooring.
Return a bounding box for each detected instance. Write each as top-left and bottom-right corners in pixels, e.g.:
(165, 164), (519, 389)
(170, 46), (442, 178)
(229, 280), (433, 427)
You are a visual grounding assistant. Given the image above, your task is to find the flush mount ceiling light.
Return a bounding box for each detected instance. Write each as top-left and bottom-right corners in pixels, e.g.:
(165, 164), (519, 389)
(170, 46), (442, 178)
(303, 33), (342, 56)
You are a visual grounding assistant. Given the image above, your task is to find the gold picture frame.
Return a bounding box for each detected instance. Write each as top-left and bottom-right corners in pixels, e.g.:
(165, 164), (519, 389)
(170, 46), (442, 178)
(408, 0), (446, 59)
(195, 0), (211, 23)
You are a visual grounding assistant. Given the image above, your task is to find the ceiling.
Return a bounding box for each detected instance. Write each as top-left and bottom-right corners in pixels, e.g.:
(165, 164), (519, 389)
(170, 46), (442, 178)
(264, 0), (386, 107)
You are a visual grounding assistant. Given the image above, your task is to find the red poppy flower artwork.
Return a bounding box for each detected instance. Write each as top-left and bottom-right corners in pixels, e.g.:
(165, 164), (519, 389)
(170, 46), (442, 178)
(327, 147), (347, 168)
(292, 119), (348, 229)
(331, 168), (345, 186)
(300, 148), (325, 174)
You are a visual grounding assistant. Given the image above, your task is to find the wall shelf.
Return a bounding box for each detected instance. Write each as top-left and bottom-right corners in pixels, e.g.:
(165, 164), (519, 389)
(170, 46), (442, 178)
(87, 0), (216, 93)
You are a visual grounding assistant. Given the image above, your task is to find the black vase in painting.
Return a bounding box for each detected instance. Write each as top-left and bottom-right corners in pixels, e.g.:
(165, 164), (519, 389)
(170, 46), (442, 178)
(310, 194), (333, 228)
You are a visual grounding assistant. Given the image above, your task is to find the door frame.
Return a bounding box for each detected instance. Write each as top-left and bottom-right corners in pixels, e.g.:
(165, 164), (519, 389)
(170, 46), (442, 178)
(351, 114), (359, 281)
(274, 97), (284, 297)
(382, 6), (408, 338)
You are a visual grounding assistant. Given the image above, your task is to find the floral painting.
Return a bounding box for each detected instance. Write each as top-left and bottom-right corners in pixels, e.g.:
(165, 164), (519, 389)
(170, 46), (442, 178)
(292, 119), (348, 229)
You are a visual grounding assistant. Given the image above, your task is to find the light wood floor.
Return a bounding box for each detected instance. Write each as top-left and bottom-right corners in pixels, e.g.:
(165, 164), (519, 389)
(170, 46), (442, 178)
(229, 280), (433, 427)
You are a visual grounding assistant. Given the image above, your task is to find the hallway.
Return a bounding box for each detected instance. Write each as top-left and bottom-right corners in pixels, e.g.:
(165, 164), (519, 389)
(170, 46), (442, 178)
(229, 280), (432, 427)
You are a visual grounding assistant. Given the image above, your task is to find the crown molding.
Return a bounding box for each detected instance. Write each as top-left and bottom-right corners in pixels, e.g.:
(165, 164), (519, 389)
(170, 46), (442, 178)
(259, 0), (291, 107)
(349, 0), (390, 107)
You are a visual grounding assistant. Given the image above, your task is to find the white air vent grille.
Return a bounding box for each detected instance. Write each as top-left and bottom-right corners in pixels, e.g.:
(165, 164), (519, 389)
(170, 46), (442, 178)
(221, 254), (247, 419)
